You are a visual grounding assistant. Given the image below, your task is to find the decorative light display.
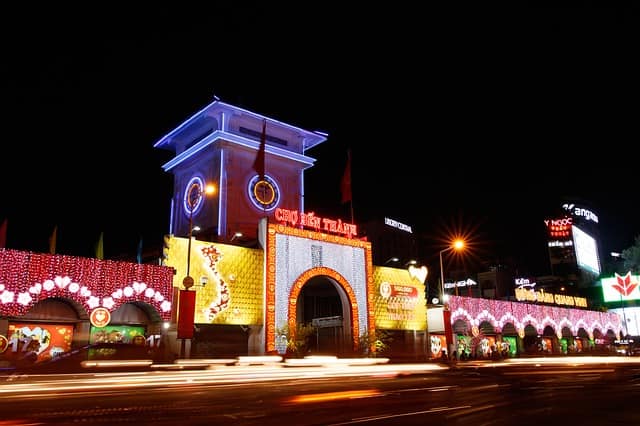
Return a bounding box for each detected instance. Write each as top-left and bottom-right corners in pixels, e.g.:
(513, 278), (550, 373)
(544, 217), (572, 239)
(0, 249), (174, 320)
(266, 223), (372, 353)
(448, 295), (622, 339)
(201, 245), (230, 321)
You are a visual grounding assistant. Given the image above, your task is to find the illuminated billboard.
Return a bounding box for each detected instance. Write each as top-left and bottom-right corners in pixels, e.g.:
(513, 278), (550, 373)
(372, 267), (426, 330)
(544, 217), (572, 240)
(572, 224), (600, 275)
(3, 323), (74, 364)
(602, 272), (640, 302)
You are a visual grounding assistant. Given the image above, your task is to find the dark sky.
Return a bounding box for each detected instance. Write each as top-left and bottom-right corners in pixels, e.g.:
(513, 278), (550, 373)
(1, 4), (639, 276)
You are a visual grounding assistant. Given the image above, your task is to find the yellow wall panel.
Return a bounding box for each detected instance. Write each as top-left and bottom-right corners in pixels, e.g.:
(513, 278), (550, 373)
(372, 266), (427, 330)
(163, 236), (264, 325)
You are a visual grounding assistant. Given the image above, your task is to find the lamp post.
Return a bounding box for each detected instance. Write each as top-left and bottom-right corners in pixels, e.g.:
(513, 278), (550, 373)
(178, 180), (215, 359)
(183, 182), (216, 289)
(439, 239), (465, 299)
(439, 239), (465, 360)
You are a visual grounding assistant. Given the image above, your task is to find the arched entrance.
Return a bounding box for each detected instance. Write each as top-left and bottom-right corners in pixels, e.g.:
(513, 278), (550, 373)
(522, 324), (538, 354)
(296, 275), (352, 356)
(285, 267), (359, 357)
(3, 297), (86, 365)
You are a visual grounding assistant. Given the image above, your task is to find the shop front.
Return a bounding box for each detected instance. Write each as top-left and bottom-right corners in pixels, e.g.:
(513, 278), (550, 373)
(0, 249), (175, 368)
(442, 295), (623, 358)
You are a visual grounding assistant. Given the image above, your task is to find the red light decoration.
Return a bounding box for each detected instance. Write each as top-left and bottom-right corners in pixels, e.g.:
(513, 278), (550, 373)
(544, 217), (572, 239)
(0, 249), (174, 320)
(447, 295), (622, 339)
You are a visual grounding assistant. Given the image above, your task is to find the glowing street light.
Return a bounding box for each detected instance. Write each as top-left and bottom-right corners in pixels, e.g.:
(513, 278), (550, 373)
(178, 180), (215, 359)
(439, 239), (465, 299)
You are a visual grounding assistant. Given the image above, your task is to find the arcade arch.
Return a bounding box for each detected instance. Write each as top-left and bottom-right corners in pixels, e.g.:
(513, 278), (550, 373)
(294, 275), (352, 356)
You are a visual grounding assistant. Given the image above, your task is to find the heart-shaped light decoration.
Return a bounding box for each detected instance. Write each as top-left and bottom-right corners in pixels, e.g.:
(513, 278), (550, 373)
(132, 281), (147, 294)
(408, 265), (428, 283)
(55, 275), (71, 289)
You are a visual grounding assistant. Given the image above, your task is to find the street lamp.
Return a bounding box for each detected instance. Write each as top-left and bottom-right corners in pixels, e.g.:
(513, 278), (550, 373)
(439, 239), (465, 299)
(178, 180), (215, 359)
(183, 181), (216, 289)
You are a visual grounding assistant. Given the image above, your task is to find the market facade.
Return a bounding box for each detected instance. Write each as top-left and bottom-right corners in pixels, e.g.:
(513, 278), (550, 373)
(0, 100), (624, 366)
(0, 249), (174, 366)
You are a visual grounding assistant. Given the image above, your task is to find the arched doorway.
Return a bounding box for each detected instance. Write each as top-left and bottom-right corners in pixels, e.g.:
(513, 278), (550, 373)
(577, 327), (591, 353)
(541, 325), (556, 354)
(501, 322), (519, 357)
(522, 324), (538, 354)
(296, 275), (351, 356)
(91, 302), (158, 346)
(3, 297), (86, 365)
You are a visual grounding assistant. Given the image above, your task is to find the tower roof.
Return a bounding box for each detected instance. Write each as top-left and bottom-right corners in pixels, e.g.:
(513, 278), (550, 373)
(153, 100), (328, 152)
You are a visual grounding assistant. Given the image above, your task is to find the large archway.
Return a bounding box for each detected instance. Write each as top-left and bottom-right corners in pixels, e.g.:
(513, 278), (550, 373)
(296, 276), (350, 355)
(287, 267), (359, 356)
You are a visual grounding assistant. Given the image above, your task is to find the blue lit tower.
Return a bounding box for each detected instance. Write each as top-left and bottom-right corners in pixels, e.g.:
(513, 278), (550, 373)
(153, 100), (327, 245)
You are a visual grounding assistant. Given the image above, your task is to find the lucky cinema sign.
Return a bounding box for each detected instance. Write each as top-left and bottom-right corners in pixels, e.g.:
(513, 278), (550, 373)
(90, 307), (111, 328)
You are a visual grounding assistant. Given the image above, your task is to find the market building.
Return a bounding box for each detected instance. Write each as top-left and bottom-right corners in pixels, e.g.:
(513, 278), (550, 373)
(0, 100), (625, 366)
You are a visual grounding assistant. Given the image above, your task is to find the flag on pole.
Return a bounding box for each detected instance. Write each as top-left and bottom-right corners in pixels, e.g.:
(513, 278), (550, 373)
(0, 219), (7, 249)
(136, 236), (143, 264)
(252, 118), (267, 180)
(95, 232), (104, 260)
(49, 226), (57, 254)
(340, 149), (352, 204)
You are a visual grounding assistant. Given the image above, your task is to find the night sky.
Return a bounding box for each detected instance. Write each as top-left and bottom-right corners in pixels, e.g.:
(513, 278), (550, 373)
(1, 4), (639, 276)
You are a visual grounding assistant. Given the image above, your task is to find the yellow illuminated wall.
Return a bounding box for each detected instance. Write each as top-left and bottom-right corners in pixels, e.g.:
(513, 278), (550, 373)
(163, 236), (264, 325)
(372, 266), (427, 330)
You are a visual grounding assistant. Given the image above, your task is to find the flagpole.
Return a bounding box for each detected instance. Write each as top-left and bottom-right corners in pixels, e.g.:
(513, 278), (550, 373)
(253, 118), (268, 219)
(340, 149), (354, 225)
(349, 198), (354, 224)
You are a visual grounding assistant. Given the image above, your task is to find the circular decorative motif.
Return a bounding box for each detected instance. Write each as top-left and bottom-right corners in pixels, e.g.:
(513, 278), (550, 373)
(90, 307), (111, 328)
(0, 335), (8, 354)
(471, 325), (480, 337)
(183, 176), (205, 216)
(248, 174), (280, 211)
(379, 282), (392, 298)
(182, 276), (194, 289)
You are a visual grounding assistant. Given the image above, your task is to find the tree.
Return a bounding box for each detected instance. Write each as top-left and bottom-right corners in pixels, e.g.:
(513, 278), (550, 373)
(358, 329), (392, 357)
(275, 323), (316, 357)
(621, 235), (640, 274)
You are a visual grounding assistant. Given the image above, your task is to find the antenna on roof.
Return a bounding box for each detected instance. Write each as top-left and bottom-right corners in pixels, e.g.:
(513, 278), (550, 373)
(213, 94), (220, 101)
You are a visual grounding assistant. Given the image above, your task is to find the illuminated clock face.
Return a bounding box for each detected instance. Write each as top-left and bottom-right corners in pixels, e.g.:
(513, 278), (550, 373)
(248, 174), (280, 211)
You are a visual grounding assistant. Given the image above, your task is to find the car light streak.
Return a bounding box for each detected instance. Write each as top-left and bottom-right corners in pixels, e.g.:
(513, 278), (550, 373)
(502, 369), (615, 375)
(330, 405), (472, 424)
(285, 389), (382, 404)
(0, 363), (445, 398)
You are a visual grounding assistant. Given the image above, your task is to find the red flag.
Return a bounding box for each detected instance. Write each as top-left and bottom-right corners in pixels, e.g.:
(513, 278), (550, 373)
(340, 150), (352, 204)
(0, 219), (6, 248)
(49, 225), (57, 254)
(253, 119), (267, 179)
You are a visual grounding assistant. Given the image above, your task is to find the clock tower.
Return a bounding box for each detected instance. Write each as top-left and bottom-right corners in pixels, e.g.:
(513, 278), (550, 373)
(154, 100), (328, 245)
